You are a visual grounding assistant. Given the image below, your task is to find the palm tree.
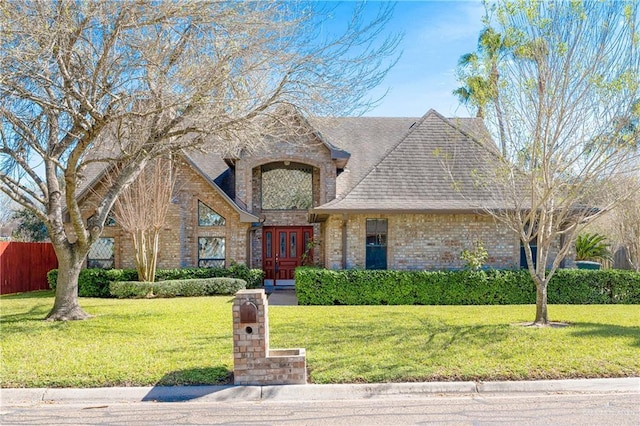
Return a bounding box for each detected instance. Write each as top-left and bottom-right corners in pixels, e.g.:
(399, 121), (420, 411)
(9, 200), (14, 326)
(453, 69), (490, 118)
(575, 233), (613, 263)
(454, 26), (511, 156)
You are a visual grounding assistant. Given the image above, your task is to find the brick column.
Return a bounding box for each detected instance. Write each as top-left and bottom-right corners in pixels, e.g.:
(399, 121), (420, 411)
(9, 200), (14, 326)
(232, 289), (306, 385)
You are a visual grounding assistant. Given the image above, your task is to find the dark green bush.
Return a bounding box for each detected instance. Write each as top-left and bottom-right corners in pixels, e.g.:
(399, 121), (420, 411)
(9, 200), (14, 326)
(48, 268), (138, 297)
(155, 263), (263, 289)
(109, 277), (246, 299)
(295, 267), (640, 305)
(547, 269), (640, 304)
(48, 264), (263, 298)
(108, 281), (154, 299)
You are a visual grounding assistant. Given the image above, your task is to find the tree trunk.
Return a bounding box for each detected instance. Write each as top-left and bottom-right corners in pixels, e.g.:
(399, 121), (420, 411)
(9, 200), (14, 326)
(46, 247), (92, 321)
(148, 229), (160, 283)
(533, 281), (549, 325)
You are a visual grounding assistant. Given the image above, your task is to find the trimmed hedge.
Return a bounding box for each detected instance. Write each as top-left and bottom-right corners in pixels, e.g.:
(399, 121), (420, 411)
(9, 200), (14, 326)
(48, 263), (263, 298)
(109, 277), (246, 299)
(47, 269), (139, 298)
(295, 267), (640, 305)
(154, 263), (263, 289)
(547, 269), (640, 304)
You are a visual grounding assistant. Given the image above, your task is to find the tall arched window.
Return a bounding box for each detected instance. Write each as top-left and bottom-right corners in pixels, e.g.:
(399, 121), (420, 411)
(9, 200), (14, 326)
(261, 162), (313, 210)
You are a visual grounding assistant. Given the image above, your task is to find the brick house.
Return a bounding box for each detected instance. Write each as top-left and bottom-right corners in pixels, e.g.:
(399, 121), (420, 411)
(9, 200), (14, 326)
(79, 109), (533, 283)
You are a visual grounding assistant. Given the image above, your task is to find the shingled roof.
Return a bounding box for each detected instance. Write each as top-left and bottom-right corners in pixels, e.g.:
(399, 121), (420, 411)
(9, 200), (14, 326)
(311, 109), (505, 214)
(308, 116), (419, 197)
(75, 108), (503, 217)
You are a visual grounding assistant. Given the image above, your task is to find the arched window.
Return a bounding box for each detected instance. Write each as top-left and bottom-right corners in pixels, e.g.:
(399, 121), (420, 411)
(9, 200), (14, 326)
(87, 212), (116, 227)
(261, 162), (313, 210)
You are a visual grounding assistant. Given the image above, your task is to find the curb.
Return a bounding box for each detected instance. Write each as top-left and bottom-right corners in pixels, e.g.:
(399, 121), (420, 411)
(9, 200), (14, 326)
(2, 378), (638, 406)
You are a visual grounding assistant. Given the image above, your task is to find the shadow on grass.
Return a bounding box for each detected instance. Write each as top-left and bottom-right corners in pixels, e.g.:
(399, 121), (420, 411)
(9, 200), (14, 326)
(273, 310), (514, 361)
(142, 366), (233, 402)
(0, 306), (55, 332)
(570, 322), (640, 348)
(0, 290), (54, 299)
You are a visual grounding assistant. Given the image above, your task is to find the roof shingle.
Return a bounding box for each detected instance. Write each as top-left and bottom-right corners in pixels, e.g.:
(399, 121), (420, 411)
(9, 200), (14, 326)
(312, 109), (504, 213)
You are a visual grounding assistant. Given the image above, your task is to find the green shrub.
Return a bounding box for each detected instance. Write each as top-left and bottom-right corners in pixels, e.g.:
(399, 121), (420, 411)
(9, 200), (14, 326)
(108, 281), (154, 299)
(49, 264), (263, 297)
(574, 233), (612, 263)
(48, 268), (138, 297)
(548, 269), (640, 304)
(155, 263), (263, 289)
(109, 277), (246, 299)
(295, 267), (640, 305)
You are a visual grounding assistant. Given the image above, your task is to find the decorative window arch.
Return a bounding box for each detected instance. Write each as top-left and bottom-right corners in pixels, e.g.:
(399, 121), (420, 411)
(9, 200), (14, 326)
(261, 162), (313, 210)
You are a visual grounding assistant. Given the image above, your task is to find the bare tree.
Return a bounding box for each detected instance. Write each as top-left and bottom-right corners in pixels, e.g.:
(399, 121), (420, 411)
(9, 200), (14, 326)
(106, 156), (177, 282)
(0, 192), (15, 239)
(605, 177), (640, 272)
(467, 1), (640, 325)
(0, 1), (400, 320)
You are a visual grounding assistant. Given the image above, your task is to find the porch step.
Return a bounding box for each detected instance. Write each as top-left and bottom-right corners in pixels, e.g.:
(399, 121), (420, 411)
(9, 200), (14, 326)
(263, 279), (295, 293)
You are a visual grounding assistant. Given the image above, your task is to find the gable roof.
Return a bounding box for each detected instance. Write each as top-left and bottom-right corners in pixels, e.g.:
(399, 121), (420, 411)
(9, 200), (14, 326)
(181, 156), (259, 222)
(74, 152), (258, 223)
(310, 109), (505, 215)
(74, 108), (501, 219)
(308, 116), (419, 197)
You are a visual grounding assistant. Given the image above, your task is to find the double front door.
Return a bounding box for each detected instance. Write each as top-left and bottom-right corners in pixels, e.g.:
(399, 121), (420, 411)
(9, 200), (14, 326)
(262, 226), (313, 282)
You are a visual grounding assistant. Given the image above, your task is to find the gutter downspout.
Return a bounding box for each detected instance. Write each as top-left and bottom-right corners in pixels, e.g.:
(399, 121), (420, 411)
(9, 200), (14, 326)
(342, 214), (348, 270)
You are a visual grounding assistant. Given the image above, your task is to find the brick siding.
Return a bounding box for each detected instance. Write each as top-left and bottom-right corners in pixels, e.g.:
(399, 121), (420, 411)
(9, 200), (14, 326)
(78, 158), (251, 269)
(322, 213), (521, 270)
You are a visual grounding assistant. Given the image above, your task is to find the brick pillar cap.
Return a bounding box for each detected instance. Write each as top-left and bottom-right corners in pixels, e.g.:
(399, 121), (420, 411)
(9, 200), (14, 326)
(236, 289), (265, 296)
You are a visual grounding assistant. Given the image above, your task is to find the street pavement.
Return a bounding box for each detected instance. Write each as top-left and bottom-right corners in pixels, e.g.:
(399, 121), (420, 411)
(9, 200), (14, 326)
(1, 379), (639, 425)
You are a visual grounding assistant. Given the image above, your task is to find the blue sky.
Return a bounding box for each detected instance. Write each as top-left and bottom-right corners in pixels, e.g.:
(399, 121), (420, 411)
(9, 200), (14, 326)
(340, 1), (486, 118)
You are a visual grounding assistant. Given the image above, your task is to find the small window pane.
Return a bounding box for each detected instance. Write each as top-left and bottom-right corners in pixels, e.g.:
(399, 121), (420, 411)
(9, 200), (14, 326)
(279, 232), (286, 258)
(265, 231), (272, 258)
(290, 232), (296, 257)
(87, 237), (114, 269)
(87, 213), (116, 227)
(198, 201), (225, 226)
(105, 212), (116, 227)
(198, 237), (225, 268)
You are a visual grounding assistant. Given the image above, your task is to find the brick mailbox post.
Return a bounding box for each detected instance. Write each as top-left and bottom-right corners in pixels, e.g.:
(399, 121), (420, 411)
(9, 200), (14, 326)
(232, 289), (306, 385)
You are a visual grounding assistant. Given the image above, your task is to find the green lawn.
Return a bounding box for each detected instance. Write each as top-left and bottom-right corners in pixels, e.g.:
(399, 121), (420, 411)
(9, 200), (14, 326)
(1, 291), (638, 387)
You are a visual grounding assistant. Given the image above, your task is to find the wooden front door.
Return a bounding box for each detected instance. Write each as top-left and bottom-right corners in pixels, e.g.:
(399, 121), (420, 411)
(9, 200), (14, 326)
(263, 226), (313, 283)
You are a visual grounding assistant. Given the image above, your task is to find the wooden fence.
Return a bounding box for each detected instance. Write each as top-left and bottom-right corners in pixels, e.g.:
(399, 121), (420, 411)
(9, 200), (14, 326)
(0, 242), (58, 295)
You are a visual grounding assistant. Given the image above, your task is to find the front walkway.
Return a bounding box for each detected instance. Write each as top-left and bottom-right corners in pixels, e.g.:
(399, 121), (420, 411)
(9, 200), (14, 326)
(266, 289), (298, 306)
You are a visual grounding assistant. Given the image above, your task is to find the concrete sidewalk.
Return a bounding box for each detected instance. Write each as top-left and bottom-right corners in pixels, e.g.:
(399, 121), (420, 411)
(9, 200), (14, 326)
(266, 289), (298, 305)
(2, 378), (638, 406)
